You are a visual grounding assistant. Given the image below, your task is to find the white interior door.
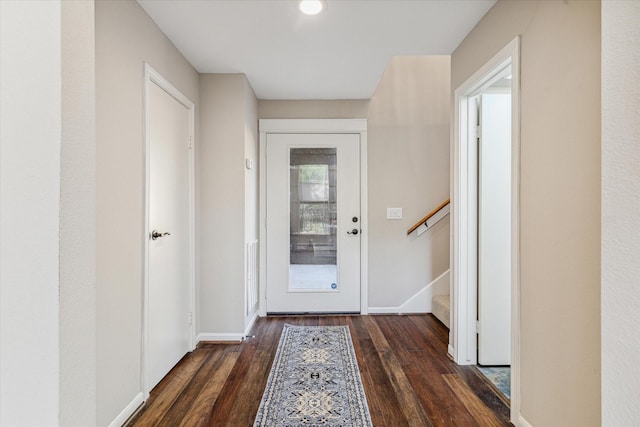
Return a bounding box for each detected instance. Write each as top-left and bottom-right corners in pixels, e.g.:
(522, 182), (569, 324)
(147, 81), (192, 390)
(478, 92), (512, 365)
(266, 133), (361, 313)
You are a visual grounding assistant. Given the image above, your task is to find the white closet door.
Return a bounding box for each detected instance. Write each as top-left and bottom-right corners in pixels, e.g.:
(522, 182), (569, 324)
(478, 93), (512, 366)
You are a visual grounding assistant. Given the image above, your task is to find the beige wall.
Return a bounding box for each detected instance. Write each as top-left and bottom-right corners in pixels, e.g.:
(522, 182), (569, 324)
(60, 1), (97, 425)
(244, 79), (260, 324)
(367, 56), (451, 308)
(1, 2), (63, 424)
(199, 74), (259, 334)
(602, 1), (640, 425)
(245, 80), (259, 245)
(258, 99), (369, 119)
(452, 1), (601, 425)
(95, 0), (199, 424)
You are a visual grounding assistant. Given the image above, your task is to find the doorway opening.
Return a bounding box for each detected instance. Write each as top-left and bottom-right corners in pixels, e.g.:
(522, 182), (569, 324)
(475, 75), (512, 400)
(451, 37), (520, 423)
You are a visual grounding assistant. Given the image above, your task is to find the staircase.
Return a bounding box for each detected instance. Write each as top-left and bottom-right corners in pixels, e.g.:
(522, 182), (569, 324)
(431, 294), (450, 329)
(407, 199), (451, 329)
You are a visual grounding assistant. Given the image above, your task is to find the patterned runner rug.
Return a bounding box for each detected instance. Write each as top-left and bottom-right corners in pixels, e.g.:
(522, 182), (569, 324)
(253, 324), (373, 427)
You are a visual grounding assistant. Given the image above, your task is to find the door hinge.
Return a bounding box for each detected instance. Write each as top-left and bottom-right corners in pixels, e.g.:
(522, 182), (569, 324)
(476, 320), (480, 334)
(472, 125), (481, 139)
(188, 312), (193, 326)
(188, 136), (193, 149)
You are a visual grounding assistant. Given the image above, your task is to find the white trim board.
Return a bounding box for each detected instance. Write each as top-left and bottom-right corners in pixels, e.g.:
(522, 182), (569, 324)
(450, 37), (521, 425)
(196, 333), (245, 343)
(517, 415), (533, 427)
(410, 204), (451, 237)
(197, 313), (259, 345)
(258, 119), (368, 315)
(369, 270), (450, 314)
(142, 63), (197, 400)
(244, 312), (259, 337)
(107, 392), (143, 427)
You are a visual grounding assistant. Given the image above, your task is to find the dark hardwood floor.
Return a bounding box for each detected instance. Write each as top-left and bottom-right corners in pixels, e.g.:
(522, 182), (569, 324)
(126, 315), (511, 426)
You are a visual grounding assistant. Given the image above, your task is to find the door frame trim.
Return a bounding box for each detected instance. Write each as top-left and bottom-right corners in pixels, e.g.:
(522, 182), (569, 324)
(258, 119), (368, 315)
(142, 63), (196, 399)
(451, 37), (520, 423)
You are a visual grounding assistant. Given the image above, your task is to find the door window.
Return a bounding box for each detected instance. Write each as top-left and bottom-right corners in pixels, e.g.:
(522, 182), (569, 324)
(289, 148), (337, 290)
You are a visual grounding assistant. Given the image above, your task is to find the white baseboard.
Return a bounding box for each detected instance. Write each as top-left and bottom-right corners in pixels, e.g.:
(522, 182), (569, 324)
(517, 415), (533, 427)
(108, 392), (143, 427)
(196, 332), (245, 343)
(196, 317), (259, 345)
(367, 306), (400, 314)
(400, 269), (450, 313)
(448, 344), (455, 360)
(368, 269), (450, 315)
(197, 315), (259, 345)
(244, 312), (258, 336)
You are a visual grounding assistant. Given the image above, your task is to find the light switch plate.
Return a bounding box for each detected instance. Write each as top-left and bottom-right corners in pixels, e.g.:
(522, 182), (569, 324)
(387, 208), (402, 220)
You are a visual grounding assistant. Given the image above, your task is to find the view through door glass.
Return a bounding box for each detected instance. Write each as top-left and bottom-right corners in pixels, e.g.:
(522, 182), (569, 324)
(289, 148), (338, 291)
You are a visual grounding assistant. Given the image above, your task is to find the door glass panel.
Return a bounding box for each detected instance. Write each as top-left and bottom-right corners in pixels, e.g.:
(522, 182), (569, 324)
(289, 148), (337, 291)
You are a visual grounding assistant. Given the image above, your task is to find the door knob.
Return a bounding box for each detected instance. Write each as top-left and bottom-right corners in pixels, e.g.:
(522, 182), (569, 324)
(150, 230), (171, 240)
(347, 228), (359, 235)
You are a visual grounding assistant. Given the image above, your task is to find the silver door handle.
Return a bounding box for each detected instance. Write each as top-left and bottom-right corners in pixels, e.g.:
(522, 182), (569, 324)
(150, 230), (171, 240)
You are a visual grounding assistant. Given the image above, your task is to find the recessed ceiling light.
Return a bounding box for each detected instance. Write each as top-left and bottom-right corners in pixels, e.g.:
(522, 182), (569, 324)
(299, 0), (325, 16)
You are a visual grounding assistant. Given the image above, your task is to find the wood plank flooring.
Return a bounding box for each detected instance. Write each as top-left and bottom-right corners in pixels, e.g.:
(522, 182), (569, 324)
(126, 315), (511, 426)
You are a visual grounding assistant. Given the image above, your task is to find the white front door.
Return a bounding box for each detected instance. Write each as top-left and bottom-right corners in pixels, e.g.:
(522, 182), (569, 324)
(477, 92), (512, 366)
(265, 133), (361, 313)
(147, 79), (192, 390)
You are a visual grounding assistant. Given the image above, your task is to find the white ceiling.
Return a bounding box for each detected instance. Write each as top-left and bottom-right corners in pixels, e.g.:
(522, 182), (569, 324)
(137, 0), (495, 100)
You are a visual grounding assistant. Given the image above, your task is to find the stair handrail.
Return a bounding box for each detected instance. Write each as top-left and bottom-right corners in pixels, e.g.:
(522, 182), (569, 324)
(407, 198), (451, 235)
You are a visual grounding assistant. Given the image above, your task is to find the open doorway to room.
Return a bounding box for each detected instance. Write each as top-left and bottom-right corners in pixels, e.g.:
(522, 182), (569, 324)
(451, 37), (520, 423)
(475, 76), (512, 401)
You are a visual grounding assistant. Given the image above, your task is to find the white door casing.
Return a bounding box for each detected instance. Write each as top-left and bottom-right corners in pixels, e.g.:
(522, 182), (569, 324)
(143, 64), (195, 397)
(451, 37), (520, 423)
(478, 93), (512, 366)
(265, 133), (361, 313)
(259, 119), (368, 316)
